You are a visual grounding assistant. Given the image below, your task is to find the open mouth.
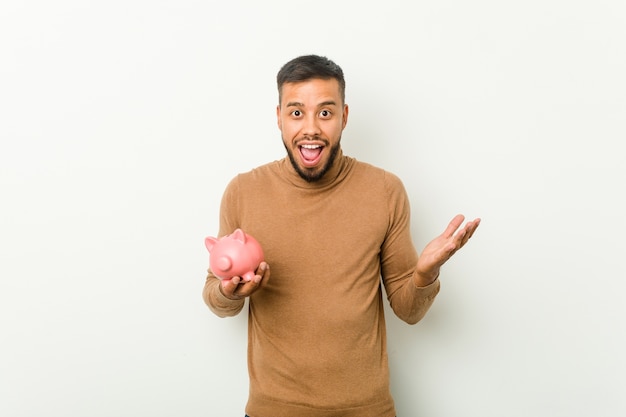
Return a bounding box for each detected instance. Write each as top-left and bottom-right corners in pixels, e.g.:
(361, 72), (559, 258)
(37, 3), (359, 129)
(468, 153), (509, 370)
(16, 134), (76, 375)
(299, 143), (324, 167)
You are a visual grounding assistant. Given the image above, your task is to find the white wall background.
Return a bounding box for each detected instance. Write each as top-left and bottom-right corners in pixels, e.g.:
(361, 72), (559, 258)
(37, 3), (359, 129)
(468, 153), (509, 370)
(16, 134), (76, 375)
(1, 1), (624, 416)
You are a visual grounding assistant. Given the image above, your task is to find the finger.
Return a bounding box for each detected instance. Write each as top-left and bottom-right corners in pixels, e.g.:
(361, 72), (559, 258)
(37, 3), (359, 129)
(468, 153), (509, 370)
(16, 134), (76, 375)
(459, 228), (471, 247)
(457, 218), (481, 248)
(236, 277), (263, 297)
(254, 262), (268, 279)
(220, 276), (243, 299)
(443, 214), (465, 238)
(452, 228), (468, 249)
(467, 218), (481, 240)
(461, 219), (480, 244)
(255, 262), (270, 285)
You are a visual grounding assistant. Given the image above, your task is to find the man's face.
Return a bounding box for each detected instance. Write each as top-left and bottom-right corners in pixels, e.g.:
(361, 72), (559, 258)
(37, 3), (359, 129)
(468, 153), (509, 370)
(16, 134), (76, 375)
(277, 78), (348, 182)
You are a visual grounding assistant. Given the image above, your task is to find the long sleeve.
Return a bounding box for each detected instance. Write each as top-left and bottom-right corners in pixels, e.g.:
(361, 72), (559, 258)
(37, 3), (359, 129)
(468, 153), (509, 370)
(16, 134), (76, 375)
(202, 177), (245, 318)
(380, 171), (440, 324)
(388, 275), (440, 324)
(202, 273), (245, 318)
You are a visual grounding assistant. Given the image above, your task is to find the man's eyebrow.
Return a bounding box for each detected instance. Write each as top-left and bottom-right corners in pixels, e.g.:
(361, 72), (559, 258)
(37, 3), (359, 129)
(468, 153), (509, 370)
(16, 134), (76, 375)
(285, 100), (338, 107)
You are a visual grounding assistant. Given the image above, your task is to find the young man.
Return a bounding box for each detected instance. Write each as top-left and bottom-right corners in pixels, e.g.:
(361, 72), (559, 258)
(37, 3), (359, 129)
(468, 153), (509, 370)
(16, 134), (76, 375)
(203, 54), (480, 417)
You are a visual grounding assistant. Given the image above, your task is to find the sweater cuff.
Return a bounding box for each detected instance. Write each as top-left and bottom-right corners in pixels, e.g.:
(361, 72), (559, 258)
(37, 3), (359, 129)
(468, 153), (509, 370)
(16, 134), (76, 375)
(412, 276), (440, 297)
(203, 276), (246, 317)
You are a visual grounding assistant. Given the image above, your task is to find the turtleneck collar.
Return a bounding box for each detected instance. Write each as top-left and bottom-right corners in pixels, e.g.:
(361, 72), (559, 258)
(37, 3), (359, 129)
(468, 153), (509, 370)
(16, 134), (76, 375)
(278, 148), (353, 189)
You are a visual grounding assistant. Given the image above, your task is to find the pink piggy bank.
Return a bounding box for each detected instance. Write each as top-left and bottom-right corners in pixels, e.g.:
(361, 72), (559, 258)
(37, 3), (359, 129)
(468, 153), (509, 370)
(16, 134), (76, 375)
(205, 228), (264, 282)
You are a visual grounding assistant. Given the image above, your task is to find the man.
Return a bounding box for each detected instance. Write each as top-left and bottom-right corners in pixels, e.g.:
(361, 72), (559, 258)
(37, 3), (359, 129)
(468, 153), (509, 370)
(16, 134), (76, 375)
(203, 54), (480, 417)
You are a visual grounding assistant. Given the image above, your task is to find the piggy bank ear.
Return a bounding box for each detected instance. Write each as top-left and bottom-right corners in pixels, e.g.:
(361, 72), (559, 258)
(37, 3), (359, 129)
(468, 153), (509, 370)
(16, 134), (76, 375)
(232, 228), (246, 243)
(205, 236), (218, 251)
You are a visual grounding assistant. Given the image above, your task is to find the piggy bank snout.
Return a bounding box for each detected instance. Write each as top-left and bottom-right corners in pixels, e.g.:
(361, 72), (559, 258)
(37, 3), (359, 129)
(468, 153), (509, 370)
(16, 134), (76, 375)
(214, 256), (233, 273)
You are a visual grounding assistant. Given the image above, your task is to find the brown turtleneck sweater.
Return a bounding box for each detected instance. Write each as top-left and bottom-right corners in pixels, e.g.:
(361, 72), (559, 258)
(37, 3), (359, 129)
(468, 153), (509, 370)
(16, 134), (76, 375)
(203, 151), (440, 417)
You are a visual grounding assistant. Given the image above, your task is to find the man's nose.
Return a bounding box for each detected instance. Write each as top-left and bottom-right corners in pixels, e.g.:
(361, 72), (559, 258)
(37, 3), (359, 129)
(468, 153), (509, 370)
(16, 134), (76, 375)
(302, 114), (321, 136)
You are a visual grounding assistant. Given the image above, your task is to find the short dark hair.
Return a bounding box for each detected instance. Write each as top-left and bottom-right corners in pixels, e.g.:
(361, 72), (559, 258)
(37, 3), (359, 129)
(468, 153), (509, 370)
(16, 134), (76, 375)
(276, 55), (345, 105)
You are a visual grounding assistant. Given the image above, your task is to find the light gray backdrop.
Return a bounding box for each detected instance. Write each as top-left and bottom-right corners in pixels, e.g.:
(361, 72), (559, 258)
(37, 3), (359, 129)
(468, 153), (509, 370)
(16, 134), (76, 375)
(1, 1), (624, 416)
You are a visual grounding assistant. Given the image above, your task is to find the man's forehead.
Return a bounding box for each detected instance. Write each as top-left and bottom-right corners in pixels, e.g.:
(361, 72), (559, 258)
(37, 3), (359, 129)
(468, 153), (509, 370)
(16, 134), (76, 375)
(280, 79), (342, 105)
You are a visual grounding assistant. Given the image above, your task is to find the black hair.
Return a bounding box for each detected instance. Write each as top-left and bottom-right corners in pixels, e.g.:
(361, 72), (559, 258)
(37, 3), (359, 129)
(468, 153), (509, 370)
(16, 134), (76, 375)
(276, 55), (345, 105)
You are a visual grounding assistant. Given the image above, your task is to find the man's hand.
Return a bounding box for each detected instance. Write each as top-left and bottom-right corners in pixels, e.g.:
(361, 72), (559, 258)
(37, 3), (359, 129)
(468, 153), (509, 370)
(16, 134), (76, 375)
(220, 262), (270, 300)
(414, 214), (480, 286)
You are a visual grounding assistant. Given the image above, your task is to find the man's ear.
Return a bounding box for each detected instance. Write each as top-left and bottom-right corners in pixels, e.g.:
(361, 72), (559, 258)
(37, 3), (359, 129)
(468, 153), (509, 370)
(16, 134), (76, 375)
(276, 105), (282, 130)
(342, 104), (349, 129)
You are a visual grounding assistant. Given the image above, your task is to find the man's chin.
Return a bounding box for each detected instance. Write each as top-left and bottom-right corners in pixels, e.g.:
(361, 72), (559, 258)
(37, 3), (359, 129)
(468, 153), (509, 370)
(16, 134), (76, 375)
(296, 165), (325, 182)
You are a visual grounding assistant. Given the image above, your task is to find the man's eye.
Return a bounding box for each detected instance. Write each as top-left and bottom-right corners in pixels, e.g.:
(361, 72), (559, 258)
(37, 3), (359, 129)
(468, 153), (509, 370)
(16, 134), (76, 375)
(320, 110), (331, 117)
(292, 110), (301, 117)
